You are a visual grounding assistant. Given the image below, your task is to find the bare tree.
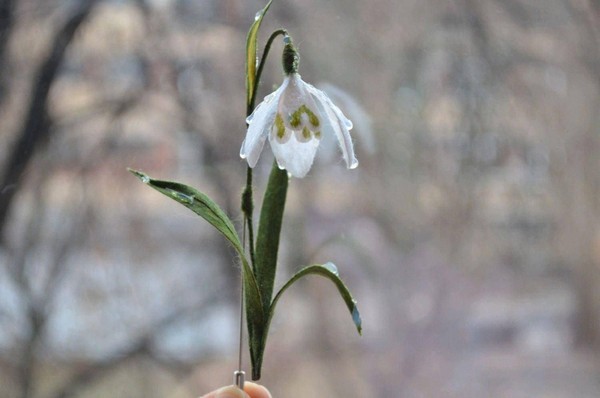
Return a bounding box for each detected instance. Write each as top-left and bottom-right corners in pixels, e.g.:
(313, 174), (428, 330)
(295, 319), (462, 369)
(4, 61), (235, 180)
(0, 0), (99, 241)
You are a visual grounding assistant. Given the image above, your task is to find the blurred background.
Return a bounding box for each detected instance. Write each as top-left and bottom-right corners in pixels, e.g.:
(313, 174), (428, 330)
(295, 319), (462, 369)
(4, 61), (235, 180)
(1, 0), (599, 397)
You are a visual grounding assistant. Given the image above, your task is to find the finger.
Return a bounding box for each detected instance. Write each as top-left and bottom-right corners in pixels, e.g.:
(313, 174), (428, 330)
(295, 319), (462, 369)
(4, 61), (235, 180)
(200, 385), (248, 398)
(244, 382), (272, 398)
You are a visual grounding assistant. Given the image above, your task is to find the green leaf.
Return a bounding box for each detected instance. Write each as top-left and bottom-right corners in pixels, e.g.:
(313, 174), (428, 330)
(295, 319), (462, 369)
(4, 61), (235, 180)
(128, 169), (265, 344)
(255, 163), (288, 312)
(249, 262), (362, 380)
(246, 0), (273, 109)
(269, 263), (363, 336)
(248, 163), (288, 381)
(129, 169), (242, 252)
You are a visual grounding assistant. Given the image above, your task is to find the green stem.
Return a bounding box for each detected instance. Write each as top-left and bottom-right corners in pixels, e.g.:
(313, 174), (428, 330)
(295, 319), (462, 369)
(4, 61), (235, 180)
(242, 167), (256, 268)
(243, 24), (291, 380)
(243, 28), (288, 269)
(248, 28), (288, 113)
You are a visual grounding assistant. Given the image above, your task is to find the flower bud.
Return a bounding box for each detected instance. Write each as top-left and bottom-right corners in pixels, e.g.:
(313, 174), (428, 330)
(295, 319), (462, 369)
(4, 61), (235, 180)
(282, 36), (299, 75)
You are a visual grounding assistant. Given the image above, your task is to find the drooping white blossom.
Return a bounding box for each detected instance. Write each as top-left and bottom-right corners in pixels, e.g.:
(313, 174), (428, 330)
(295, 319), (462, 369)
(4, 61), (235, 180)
(240, 73), (358, 178)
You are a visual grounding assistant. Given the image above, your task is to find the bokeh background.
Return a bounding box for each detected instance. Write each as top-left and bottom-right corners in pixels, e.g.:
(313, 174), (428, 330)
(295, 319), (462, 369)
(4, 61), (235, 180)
(1, 0), (600, 397)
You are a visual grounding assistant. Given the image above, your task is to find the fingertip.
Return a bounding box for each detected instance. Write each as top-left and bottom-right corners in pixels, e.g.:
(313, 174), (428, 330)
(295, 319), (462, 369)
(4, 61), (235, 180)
(244, 382), (272, 398)
(201, 385), (247, 398)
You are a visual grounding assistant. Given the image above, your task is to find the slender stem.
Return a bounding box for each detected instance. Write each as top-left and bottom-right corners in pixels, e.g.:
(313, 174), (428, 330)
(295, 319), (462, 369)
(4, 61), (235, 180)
(242, 28), (287, 269)
(238, 283), (244, 371)
(234, 221), (248, 390)
(238, 221), (247, 373)
(244, 167), (256, 267)
(238, 26), (288, 383)
(248, 28), (288, 113)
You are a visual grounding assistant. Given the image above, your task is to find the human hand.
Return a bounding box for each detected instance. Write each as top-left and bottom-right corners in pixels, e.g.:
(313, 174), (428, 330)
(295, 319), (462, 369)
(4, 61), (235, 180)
(200, 382), (272, 398)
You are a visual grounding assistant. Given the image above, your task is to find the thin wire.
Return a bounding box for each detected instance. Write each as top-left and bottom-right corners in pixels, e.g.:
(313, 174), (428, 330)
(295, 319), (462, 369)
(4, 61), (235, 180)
(235, 218), (247, 387)
(238, 223), (245, 371)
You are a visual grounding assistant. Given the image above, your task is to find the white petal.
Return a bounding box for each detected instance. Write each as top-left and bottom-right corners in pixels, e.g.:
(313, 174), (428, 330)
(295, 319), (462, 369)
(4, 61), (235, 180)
(246, 86), (283, 124)
(318, 82), (375, 154)
(306, 84), (358, 169)
(269, 129), (320, 178)
(293, 127), (314, 143)
(272, 115), (292, 144)
(278, 74), (320, 128)
(241, 83), (287, 167)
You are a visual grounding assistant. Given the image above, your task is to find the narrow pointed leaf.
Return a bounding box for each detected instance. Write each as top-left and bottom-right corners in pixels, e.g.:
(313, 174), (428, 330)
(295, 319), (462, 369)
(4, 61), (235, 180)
(255, 163), (288, 312)
(269, 264), (363, 335)
(129, 169), (242, 252)
(246, 163), (287, 380)
(128, 169), (265, 336)
(246, 0), (273, 109)
(251, 263), (362, 380)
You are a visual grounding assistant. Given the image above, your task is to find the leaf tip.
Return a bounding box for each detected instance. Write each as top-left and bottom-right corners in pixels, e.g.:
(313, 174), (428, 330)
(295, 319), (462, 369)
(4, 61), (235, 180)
(128, 168), (150, 184)
(351, 301), (363, 335)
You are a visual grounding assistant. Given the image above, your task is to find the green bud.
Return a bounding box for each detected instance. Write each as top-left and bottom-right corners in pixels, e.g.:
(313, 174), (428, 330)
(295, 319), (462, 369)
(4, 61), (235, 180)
(282, 36), (299, 75)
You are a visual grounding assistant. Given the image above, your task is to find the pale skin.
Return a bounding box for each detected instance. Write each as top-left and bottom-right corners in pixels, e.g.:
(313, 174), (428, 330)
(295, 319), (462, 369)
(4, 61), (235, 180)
(200, 382), (272, 398)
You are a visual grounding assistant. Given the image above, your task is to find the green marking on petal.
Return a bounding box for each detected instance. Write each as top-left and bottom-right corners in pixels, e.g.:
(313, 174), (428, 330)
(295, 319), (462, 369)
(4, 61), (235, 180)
(315, 130), (321, 139)
(275, 113), (286, 139)
(289, 110), (301, 128)
(289, 105), (320, 129)
(302, 127), (310, 139)
(304, 106), (320, 127)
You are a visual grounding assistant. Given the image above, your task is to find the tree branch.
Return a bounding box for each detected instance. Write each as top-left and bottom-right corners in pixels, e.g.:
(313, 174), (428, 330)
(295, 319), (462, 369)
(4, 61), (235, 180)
(0, 0), (16, 105)
(0, 0), (98, 243)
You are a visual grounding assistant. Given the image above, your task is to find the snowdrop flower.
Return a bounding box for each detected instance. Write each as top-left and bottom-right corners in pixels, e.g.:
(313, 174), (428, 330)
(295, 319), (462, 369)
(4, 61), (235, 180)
(240, 37), (358, 178)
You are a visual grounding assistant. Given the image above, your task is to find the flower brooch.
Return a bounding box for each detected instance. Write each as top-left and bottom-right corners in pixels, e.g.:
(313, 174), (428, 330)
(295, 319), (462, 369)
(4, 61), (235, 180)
(240, 37), (358, 178)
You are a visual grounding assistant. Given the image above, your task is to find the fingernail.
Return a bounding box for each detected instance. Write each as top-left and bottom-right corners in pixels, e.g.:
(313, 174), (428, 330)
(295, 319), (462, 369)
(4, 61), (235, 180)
(215, 386), (246, 398)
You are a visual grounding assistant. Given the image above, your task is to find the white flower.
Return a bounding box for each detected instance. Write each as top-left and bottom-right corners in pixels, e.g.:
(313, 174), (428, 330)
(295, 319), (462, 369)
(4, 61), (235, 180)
(240, 73), (358, 178)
